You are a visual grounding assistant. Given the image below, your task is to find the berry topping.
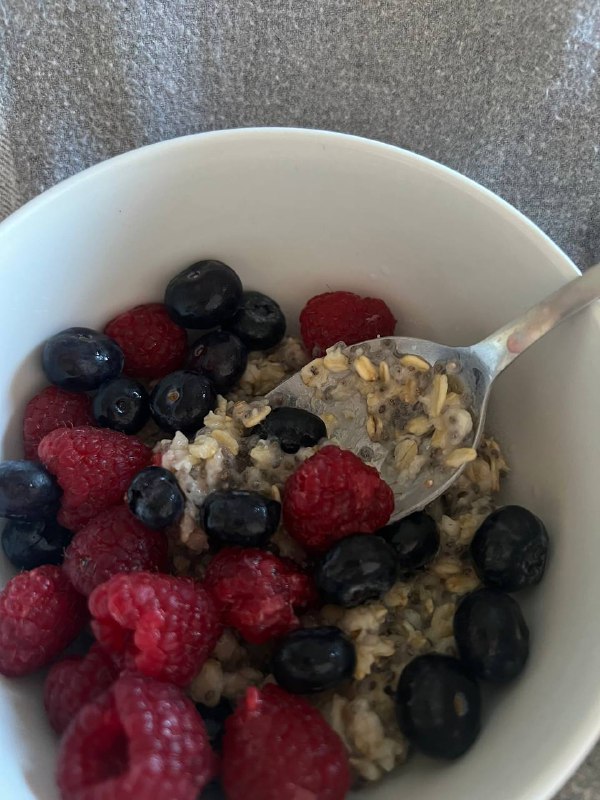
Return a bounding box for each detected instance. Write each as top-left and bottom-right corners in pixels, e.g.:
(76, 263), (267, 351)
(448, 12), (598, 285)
(89, 571), (222, 686)
(127, 466), (185, 529)
(38, 425), (152, 530)
(222, 684), (350, 800)
(470, 505), (549, 592)
(104, 302), (187, 380)
(57, 673), (216, 800)
(164, 260), (243, 329)
(454, 588), (530, 682)
(226, 290), (286, 351)
(300, 290), (396, 357)
(277, 556), (320, 610)
(204, 548), (311, 644)
(316, 534), (397, 607)
(256, 406), (327, 454)
(272, 626), (356, 694)
(92, 377), (150, 434)
(395, 653), (481, 759)
(44, 643), (119, 734)
(0, 459), (61, 520)
(196, 697), (234, 751)
(202, 490), (281, 548)
(22, 385), (94, 460)
(1, 517), (73, 570)
(0, 565), (87, 677)
(149, 370), (216, 435)
(187, 329), (248, 394)
(283, 445), (394, 552)
(379, 510), (440, 572)
(42, 327), (124, 392)
(63, 505), (169, 596)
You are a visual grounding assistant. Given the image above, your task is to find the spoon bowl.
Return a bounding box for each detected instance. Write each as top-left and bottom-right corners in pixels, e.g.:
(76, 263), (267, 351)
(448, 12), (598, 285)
(267, 336), (488, 519)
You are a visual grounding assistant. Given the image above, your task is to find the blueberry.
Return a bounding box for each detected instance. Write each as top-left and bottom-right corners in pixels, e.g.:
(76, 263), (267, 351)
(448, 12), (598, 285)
(395, 653), (481, 759)
(378, 511), (439, 572)
(187, 330), (248, 394)
(454, 588), (529, 682)
(1, 517), (72, 570)
(0, 460), (61, 520)
(203, 490), (281, 548)
(92, 377), (150, 434)
(196, 697), (234, 751)
(127, 467), (185, 529)
(42, 327), (124, 392)
(256, 407), (327, 454)
(315, 534), (397, 608)
(164, 260), (243, 329)
(272, 626), (356, 694)
(150, 370), (216, 435)
(226, 290), (286, 350)
(470, 505), (549, 592)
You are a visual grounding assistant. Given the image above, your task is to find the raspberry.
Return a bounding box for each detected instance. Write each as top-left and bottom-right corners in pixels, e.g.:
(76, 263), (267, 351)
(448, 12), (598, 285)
(22, 386), (94, 460)
(0, 565), (87, 677)
(300, 290), (396, 357)
(89, 571), (222, 686)
(283, 445), (394, 552)
(278, 556), (320, 610)
(44, 643), (119, 734)
(222, 684), (350, 800)
(204, 548), (312, 644)
(38, 426), (152, 530)
(63, 505), (169, 596)
(104, 303), (188, 380)
(57, 673), (216, 800)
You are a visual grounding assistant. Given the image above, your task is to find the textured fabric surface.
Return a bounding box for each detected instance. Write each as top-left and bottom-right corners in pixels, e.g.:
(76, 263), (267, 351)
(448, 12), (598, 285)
(0, 1), (599, 796)
(0, 0), (599, 268)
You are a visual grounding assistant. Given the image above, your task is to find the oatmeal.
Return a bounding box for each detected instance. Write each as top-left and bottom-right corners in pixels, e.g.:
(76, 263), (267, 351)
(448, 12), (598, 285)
(0, 260), (549, 800)
(157, 335), (508, 783)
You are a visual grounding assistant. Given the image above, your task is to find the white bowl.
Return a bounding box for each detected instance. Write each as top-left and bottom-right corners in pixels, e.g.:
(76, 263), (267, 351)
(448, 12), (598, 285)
(0, 129), (599, 800)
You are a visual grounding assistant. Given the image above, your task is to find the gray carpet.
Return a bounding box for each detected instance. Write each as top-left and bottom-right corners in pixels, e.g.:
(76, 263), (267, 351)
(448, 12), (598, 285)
(0, 2), (598, 797)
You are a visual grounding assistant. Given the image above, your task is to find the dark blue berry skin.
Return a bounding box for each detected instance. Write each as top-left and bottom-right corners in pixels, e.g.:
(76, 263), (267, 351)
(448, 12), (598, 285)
(203, 490), (281, 548)
(0, 460), (61, 520)
(256, 407), (327, 454)
(164, 260), (243, 329)
(187, 330), (248, 394)
(378, 511), (439, 573)
(127, 467), (185, 530)
(470, 505), (549, 592)
(396, 654), (481, 759)
(196, 698), (234, 751)
(92, 377), (150, 434)
(42, 327), (124, 392)
(315, 534), (397, 608)
(226, 290), (286, 351)
(1, 517), (73, 570)
(272, 626), (356, 694)
(150, 370), (216, 435)
(454, 589), (529, 683)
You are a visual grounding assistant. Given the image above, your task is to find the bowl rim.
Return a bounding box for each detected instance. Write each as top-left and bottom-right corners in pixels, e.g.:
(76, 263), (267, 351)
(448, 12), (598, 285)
(0, 127), (582, 287)
(0, 127), (593, 800)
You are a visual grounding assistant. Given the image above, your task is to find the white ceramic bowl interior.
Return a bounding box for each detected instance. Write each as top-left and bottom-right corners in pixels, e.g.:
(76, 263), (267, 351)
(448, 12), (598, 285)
(0, 129), (599, 800)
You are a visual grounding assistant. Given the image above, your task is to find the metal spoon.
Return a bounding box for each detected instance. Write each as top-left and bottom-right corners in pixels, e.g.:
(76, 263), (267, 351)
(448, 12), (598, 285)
(267, 263), (600, 520)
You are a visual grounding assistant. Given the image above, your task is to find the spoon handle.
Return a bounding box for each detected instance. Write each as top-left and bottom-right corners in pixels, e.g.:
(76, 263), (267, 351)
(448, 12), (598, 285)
(471, 262), (600, 379)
